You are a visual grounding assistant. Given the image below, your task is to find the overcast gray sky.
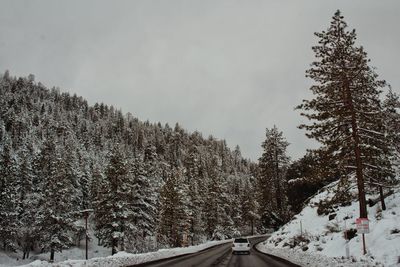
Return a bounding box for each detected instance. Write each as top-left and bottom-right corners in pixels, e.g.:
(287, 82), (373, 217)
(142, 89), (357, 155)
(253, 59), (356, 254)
(1, 0), (399, 161)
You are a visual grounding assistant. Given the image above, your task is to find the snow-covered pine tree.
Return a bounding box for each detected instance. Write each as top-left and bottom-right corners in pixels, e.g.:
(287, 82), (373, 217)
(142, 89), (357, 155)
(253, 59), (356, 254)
(184, 146), (206, 245)
(76, 149), (92, 211)
(17, 146), (38, 259)
(63, 136), (83, 210)
(158, 167), (189, 248)
(204, 156), (233, 239)
(285, 151), (334, 214)
(232, 145), (242, 172)
(128, 154), (157, 252)
(297, 10), (395, 218)
(225, 176), (243, 235)
(0, 142), (20, 251)
(383, 88), (400, 172)
(257, 126), (290, 227)
(90, 162), (104, 203)
(94, 145), (134, 255)
(36, 139), (76, 262)
(240, 177), (260, 235)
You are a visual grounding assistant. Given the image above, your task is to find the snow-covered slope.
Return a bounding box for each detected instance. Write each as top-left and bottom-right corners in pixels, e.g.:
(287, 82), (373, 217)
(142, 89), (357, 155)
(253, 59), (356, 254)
(257, 182), (400, 266)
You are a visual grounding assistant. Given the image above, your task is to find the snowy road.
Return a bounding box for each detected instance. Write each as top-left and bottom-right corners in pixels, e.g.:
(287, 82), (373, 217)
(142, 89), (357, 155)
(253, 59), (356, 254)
(131, 237), (299, 267)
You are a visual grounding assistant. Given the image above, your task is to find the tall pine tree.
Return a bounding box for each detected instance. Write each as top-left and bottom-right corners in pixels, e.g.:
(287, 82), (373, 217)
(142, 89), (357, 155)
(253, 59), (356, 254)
(257, 126), (290, 228)
(297, 10), (395, 220)
(94, 145), (134, 255)
(0, 142), (20, 251)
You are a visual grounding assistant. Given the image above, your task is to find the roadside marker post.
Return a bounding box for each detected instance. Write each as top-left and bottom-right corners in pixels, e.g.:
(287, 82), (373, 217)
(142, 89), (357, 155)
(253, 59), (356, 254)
(356, 218), (369, 255)
(344, 219), (350, 258)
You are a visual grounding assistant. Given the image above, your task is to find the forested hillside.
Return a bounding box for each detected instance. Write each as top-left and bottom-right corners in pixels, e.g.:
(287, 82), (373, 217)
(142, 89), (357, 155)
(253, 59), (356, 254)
(0, 71), (259, 260)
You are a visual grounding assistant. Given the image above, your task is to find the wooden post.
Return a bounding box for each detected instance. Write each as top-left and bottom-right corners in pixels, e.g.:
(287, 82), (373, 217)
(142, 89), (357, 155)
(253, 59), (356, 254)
(50, 248), (55, 262)
(85, 212), (89, 260)
(344, 219), (350, 258)
(300, 220), (303, 237)
(379, 185), (386, 210)
(362, 233), (366, 255)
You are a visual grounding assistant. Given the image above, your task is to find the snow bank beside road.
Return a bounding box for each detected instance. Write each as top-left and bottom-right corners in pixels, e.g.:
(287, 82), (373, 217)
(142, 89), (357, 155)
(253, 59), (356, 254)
(257, 245), (372, 267)
(258, 182), (400, 266)
(19, 239), (232, 267)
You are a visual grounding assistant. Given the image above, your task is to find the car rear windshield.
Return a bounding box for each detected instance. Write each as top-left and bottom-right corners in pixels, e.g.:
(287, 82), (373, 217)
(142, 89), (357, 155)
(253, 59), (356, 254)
(234, 238), (248, 243)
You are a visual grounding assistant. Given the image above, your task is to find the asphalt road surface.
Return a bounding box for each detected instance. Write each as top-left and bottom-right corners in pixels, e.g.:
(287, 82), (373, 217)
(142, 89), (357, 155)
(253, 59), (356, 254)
(132, 236), (300, 267)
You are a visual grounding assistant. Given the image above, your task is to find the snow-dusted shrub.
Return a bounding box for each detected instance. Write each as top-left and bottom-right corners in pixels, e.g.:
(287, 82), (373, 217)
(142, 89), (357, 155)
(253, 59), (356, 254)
(325, 222), (340, 233)
(343, 228), (357, 240)
(211, 226), (227, 241)
(288, 234), (310, 249)
(390, 228), (400, 234)
(375, 205), (382, 220)
(317, 200), (335, 216)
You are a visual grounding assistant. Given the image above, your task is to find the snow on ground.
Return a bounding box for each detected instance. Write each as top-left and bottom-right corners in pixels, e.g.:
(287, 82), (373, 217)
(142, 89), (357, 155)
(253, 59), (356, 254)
(0, 226), (115, 267)
(0, 251), (32, 267)
(256, 246), (371, 267)
(257, 182), (400, 267)
(12, 239), (232, 267)
(0, 218), (260, 267)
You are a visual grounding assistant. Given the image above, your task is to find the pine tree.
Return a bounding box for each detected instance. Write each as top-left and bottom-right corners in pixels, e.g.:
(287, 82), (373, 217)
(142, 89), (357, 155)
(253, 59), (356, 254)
(204, 156), (232, 239)
(36, 139), (76, 261)
(18, 146), (38, 259)
(257, 126), (290, 227)
(129, 155), (157, 252)
(94, 145), (134, 255)
(383, 88), (400, 170)
(297, 10), (395, 220)
(0, 143), (20, 251)
(63, 136), (82, 210)
(158, 168), (189, 247)
(184, 146), (205, 245)
(240, 178), (260, 235)
(286, 151), (332, 214)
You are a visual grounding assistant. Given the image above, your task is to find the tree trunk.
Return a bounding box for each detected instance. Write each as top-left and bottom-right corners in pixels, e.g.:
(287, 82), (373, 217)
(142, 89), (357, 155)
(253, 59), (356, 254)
(111, 238), (118, 255)
(344, 80), (368, 219)
(379, 185), (386, 210)
(190, 220), (194, 246)
(22, 242), (30, 260)
(50, 248), (55, 262)
(275, 148), (282, 213)
(120, 223), (125, 252)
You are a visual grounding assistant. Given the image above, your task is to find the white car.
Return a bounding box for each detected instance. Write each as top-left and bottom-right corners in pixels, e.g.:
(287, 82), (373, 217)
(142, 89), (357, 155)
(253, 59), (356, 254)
(232, 238), (251, 254)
